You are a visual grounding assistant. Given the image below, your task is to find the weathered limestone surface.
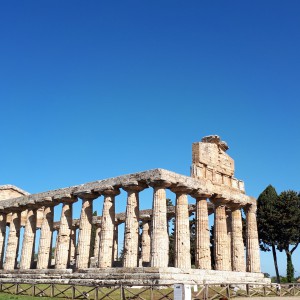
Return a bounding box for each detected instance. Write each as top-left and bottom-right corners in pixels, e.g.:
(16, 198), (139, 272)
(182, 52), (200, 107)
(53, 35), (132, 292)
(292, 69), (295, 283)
(213, 200), (231, 271)
(20, 208), (37, 269)
(150, 186), (169, 268)
(37, 206), (54, 269)
(55, 202), (73, 269)
(174, 192), (191, 269)
(0, 267), (270, 285)
(69, 228), (76, 265)
(0, 185), (29, 201)
(191, 135), (245, 193)
(141, 221), (151, 265)
(245, 204), (261, 273)
(231, 205), (246, 272)
(0, 213), (7, 268)
(226, 210), (232, 270)
(0, 168), (255, 211)
(194, 196), (211, 269)
(123, 186), (143, 268)
(93, 226), (101, 261)
(98, 189), (119, 268)
(76, 197), (94, 269)
(0, 136), (266, 286)
(113, 224), (118, 262)
(4, 211), (21, 270)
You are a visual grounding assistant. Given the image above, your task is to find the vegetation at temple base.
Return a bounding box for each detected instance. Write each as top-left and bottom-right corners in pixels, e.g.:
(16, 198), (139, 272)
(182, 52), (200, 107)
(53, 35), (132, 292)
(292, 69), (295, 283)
(257, 186), (300, 283)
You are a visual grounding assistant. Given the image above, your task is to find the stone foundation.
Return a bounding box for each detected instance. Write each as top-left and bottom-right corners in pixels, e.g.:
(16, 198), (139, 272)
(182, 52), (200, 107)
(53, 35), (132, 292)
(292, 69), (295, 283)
(0, 268), (270, 285)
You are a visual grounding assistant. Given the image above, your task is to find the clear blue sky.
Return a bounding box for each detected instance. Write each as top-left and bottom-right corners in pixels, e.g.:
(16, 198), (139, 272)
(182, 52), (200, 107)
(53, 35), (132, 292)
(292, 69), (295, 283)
(1, 1), (299, 277)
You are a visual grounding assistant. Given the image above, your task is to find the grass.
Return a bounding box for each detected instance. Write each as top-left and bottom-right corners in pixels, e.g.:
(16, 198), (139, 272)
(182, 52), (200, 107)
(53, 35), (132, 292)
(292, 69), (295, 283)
(0, 284), (174, 299)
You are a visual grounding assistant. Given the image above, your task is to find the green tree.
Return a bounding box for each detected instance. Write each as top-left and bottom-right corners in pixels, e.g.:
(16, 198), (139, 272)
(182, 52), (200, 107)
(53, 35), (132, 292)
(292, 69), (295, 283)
(257, 185), (281, 283)
(276, 190), (300, 283)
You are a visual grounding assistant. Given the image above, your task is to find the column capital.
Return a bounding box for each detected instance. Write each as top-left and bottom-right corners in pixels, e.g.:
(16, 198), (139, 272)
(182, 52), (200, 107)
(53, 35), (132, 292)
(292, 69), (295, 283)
(7, 203), (23, 213)
(210, 196), (228, 206)
(244, 204), (257, 214)
(73, 190), (99, 200)
(171, 185), (193, 194)
(148, 180), (172, 188)
(20, 200), (39, 211)
(191, 190), (212, 200)
(53, 194), (77, 203)
(101, 187), (121, 196)
(122, 182), (147, 192)
(140, 213), (151, 222)
(35, 196), (56, 207)
(227, 202), (243, 211)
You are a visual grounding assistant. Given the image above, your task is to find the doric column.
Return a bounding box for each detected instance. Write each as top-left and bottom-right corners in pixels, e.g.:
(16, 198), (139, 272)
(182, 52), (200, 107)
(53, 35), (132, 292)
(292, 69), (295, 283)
(69, 227), (77, 266)
(150, 183), (169, 268)
(245, 204), (261, 272)
(37, 201), (54, 269)
(123, 184), (145, 268)
(55, 195), (76, 269)
(75, 192), (98, 269)
(192, 193), (211, 270)
(0, 210), (7, 269)
(113, 223), (118, 262)
(98, 188), (120, 268)
(93, 222), (101, 260)
(226, 210), (232, 271)
(212, 197), (231, 271)
(4, 210), (21, 270)
(141, 219), (151, 265)
(173, 188), (191, 269)
(20, 205), (37, 269)
(231, 204), (246, 272)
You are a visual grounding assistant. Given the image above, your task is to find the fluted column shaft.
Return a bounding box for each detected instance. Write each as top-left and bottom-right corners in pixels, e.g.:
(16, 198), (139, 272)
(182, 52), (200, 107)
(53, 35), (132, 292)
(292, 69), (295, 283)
(245, 205), (261, 272)
(37, 206), (54, 269)
(94, 226), (101, 260)
(20, 208), (37, 269)
(213, 200), (230, 271)
(226, 210), (232, 271)
(0, 213), (7, 268)
(98, 189), (119, 268)
(54, 230), (59, 262)
(4, 211), (21, 270)
(123, 186), (144, 268)
(231, 206), (246, 272)
(76, 197), (94, 269)
(175, 192), (191, 269)
(55, 201), (73, 269)
(150, 186), (169, 268)
(141, 221), (151, 264)
(113, 224), (118, 262)
(69, 228), (76, 265)
(195, 196), (211, 269)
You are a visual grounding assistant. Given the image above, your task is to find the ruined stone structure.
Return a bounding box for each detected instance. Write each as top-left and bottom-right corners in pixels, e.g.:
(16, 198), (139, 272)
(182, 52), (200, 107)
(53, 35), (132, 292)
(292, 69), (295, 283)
(0, 136), (268, 285)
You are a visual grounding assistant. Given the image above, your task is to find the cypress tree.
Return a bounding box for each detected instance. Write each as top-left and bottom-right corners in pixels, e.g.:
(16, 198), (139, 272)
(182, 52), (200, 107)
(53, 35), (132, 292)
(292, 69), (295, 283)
(257, 185), (281, 283)
(276, 190), (300, 283)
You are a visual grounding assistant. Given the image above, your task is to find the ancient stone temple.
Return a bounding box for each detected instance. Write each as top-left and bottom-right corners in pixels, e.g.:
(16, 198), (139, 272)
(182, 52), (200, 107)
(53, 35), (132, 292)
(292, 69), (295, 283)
(0, 136), (269, 285)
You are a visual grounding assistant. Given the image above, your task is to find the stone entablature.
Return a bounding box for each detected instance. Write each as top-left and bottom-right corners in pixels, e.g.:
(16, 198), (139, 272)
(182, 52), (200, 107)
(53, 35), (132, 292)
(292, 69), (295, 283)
(0, 169), (254, 210)
(0, 136), (263, 285)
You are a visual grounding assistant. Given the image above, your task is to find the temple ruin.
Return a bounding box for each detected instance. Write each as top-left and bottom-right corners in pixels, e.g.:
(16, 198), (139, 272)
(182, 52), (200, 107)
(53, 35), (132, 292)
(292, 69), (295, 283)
(0, 136), (269, 285)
